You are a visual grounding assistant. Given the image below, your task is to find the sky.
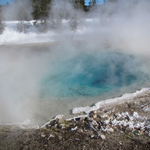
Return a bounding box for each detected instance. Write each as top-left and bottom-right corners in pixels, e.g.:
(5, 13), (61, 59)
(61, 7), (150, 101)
(0, 0), (11, 5)
(85, 0), (104, 5)
(0, 0), (104, 6)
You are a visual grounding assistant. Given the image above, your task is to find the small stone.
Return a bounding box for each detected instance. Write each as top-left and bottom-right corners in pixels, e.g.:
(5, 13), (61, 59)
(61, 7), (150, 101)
(65, 124), (70, 128)
(55, 114), (64, 120)
(41, 134), (46, 138)
(100, 134), (106, 140)
(108, 115), (114, 120)
(90, 134), (95, 139)
(59, 124), (65, 128)
(75, 138), (80, 140)
(126, 128), (131, 132)
(85, 130), (93, 135)
(47, 125), (51, 128)
(140, 130), (144, 134)
(54, 124), (58, 127)
(104, 119), (110, 125)
(101, 114), (108, 118)
(142, 105), (150, 112)
(113, 126), (119, 131)
(77, 129), (83, 133)
(65, 118), (72, 122)
(48, 134), (55, 139)
(91, 120), (98, 126)
(108, 128), (114, 132)
(93, 114), (97, 119)
(69, 122), (76, 126)
(71, 126), (77, 131)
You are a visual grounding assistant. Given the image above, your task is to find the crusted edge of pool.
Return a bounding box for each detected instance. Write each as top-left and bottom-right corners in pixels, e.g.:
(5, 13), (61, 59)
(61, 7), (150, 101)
(72, 88), (150, 114)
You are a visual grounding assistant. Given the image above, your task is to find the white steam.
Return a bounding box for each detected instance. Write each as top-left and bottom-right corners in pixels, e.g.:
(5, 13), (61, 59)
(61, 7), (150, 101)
(2, 0), (33, 21)
(0, 0), (150, 125)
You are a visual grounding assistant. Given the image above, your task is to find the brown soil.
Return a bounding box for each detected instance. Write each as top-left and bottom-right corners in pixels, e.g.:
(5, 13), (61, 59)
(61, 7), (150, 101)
(0, 125), (150, 150)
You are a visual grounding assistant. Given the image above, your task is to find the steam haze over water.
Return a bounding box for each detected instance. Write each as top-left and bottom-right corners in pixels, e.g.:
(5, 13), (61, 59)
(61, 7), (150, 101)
(1, 0), (150, 125)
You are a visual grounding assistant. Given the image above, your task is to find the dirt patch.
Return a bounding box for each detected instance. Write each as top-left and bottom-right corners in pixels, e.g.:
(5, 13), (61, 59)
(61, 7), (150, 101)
(0, 125), (150, 150)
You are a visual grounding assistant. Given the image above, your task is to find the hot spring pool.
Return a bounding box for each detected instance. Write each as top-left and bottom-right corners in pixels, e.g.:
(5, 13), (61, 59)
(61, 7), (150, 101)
(40, 51), (149, 99)
(0, 45), (150, 125)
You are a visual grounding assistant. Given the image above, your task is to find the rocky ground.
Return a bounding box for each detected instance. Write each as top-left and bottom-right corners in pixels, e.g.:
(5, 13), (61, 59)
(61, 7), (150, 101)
(1, 90), (150, 149)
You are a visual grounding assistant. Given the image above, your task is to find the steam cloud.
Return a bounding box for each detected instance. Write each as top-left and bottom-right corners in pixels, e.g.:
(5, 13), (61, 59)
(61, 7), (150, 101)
(1, 0), (150, 125)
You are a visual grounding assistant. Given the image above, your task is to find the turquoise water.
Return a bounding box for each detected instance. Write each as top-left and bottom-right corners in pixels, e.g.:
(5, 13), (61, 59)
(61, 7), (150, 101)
(40, 51), (149, 99)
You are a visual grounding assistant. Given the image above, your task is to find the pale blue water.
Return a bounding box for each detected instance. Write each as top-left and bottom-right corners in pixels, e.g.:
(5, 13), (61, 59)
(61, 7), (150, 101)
(40, 51), (149, 99)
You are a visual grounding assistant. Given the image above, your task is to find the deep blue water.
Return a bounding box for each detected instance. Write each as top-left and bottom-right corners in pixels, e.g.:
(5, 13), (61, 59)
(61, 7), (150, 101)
(40, 51), (148, 99)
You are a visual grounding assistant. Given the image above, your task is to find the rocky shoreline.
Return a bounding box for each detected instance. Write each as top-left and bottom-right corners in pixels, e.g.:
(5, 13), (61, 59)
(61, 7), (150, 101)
(1, 88), (150, 149)
(40, 88), (150, 139)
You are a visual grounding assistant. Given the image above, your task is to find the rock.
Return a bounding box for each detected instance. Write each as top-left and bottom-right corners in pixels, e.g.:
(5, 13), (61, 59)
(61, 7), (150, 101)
(108, 115), (114, 121)
(104, 119), (110, 125)
(70, 126), (77, 131)
(77, 129), (83, 133)
(91, 120), (99, 126)
(113, 126), (119, 131)
(90, 134), (95, 139)
(65, 118), (72, 122)
(104, 108), (115, 114)
(108, 127), (114, 132)
(100, 134), (106, 140)
(101, 113), (108, 119)
(64, 124), (70, 128)
(75, 138), (80, 141)
(59, 124), (65, 129)
(93, 114), (97, 119)
(142, 105), (150, 112)
(89, 111), (97, 119)
(86, 122), (97, 132)
(140, 130), (144, 134)
(55, 123), (58, 127)
(84, 130), (93, 135)
(124, 103), (130, 108)
(55, 114), (64, 120)
(120, 131), (124, 133)
(41, 134), (46, 138)
(47, 125), (51, 128)
(48, 134), (55, 139)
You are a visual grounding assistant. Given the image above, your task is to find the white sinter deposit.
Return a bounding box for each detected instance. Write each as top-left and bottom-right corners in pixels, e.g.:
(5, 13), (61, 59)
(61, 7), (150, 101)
(72, 88), (150, 114)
